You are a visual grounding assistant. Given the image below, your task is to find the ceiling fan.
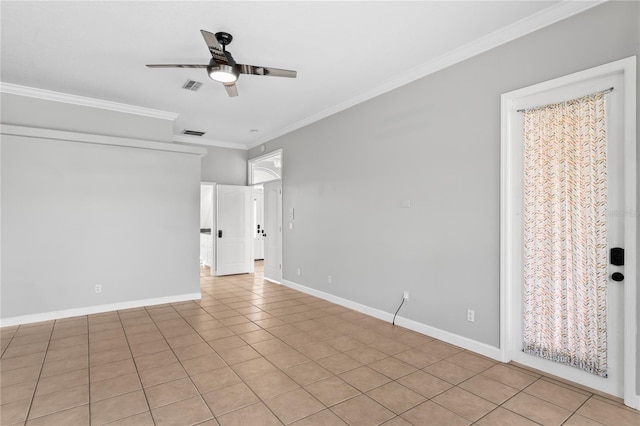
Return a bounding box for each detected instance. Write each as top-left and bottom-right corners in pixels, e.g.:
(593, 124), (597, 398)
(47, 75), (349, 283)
(146, 30), (297, 97)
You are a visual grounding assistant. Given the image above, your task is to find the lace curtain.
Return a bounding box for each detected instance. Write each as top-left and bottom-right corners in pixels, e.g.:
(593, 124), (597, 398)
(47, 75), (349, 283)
(522, 91), (608, 377)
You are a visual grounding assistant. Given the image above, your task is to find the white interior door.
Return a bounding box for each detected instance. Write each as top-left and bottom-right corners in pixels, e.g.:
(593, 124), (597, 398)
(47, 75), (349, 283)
(253, 186), (265, 260)
(263, 180), (282, 283)
(506, 72), (626, 397)
(216, 184), (253, 276)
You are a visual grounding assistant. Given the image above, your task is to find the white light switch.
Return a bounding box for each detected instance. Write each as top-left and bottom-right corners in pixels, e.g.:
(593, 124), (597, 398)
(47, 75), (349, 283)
(400, 200), (411, 208)
(289, 222), (294, 230)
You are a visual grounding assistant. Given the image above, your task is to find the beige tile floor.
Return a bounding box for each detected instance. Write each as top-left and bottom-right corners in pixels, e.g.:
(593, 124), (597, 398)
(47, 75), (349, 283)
(1, 261), (639, 425)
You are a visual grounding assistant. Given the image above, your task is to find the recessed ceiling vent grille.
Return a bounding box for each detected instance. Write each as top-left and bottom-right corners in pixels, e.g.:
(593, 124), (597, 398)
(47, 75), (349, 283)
(181, 130), (206, 137)
(181, 80), (202, 91)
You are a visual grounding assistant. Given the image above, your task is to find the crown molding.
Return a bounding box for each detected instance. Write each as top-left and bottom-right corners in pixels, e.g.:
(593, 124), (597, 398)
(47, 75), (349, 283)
(1, 124), (206, 156)
(248, 0), (605, 149)
(0, 82), (180, 121)
(173, 135), (249, 151)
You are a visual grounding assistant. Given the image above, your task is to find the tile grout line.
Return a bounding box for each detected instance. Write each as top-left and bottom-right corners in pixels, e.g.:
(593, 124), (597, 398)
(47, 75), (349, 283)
(521, 376), (594, 417)
(114, 309), (154, 425)
(165, 300), (233, 423)
(83, 316), (92, 426)
(21, 320), (55, 423)
(561, 395), (604, 426)
(0, 325), (18, 359)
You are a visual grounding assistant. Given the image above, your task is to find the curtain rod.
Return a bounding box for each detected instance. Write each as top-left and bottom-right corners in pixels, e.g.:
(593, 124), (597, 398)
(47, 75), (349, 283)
(516, 87), (614, 113)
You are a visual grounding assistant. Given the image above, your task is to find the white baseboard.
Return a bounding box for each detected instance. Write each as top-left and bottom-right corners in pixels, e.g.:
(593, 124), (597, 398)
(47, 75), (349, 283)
(282, 279), (501, 361)
(0, 292), (202, 327)
(394, 315), (502, 361)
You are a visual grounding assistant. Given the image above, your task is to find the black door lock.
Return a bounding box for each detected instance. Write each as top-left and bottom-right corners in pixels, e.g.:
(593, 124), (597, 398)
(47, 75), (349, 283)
(218, 230), (223, 238)
(611, 248), (624, 266)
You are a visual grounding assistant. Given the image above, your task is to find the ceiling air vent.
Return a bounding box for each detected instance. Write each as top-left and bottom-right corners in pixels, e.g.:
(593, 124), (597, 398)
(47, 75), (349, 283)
(181, 80), (202, 91)
(182, 130), (206, 137)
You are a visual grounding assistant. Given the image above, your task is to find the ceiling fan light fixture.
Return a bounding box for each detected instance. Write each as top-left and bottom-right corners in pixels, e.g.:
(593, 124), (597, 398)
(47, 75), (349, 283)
(207, 64), (239, 83)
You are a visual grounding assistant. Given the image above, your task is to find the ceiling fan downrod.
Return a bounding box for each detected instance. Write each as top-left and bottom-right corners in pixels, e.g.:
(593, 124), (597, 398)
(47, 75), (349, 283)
(215, 32), (233, 51)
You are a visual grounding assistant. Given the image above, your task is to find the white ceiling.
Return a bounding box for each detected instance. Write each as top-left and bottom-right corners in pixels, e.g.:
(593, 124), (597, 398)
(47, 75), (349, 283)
(0, 1), (600, 149)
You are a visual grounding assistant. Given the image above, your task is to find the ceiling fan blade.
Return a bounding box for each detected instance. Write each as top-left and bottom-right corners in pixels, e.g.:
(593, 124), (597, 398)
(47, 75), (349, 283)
(200, 30), (227, 64)
(224, 83), (238, 97)
(237, 64), (297, 78)
(146, 64), (208, 68)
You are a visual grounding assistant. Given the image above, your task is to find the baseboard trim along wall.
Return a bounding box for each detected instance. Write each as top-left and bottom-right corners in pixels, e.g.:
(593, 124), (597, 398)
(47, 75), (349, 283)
(282, 280), (501, 361)
(0, 292), (202, 327)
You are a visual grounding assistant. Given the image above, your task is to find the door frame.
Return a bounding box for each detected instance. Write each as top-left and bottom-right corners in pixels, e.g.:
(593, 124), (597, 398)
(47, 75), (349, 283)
(248, 149), (283, 186)
(263, 179), (283, 284)
(252, 184), (265, 261)
(500, 56), (637, 408)
(249, 149), (284, 284)
(201, 181), (216, 276)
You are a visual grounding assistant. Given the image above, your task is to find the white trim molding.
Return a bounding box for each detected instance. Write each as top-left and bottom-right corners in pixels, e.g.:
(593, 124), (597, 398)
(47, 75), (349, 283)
(248, 0), (605, 149)
(0, 82), (179, 121)
(173, 135), (248, 151)
(1, 124), (207, 156)
(282, 279), (501, 361)
(0, 83), (250, 150)
(500, 56), (637, 408)
(0, 293), (202, 327)
(247, 148), (283, 185)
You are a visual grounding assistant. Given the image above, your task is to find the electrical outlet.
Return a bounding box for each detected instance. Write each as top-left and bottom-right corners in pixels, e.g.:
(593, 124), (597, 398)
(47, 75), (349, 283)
(403, 291), (409, 300)
(297, 267), (302, 276)
(467, 309), (475, 322)
(95, 285), (102, 294)
(328, 275), (332, 284)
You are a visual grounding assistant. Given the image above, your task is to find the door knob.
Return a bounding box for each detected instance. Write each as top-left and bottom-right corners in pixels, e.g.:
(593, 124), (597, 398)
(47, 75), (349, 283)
(611, 272), (624, 282)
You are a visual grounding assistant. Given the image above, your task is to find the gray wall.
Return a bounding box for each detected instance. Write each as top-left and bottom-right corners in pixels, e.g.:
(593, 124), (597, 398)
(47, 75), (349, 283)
(1, 135), (202, 319)
(249, 0), (639, 384)
(1, 93), (174, 142)
(1, 94), (203, 320)
(198, 145), (248, 185)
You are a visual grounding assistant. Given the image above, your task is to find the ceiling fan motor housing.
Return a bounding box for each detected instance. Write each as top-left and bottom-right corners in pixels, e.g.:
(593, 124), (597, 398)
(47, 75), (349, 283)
(215, 32), (233, 46)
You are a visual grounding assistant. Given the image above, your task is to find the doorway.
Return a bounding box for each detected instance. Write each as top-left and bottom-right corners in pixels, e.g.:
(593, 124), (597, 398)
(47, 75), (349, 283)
(248, 149), (283, 284)
(252, 185), (265, 261)
(500, 57), (637, 407)
(200, 182), (254, 277)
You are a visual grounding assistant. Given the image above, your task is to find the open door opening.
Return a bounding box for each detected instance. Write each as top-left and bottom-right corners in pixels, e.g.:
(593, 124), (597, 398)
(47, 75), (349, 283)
(252, 185), (265, 261)
(248, 150), (283, 284)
